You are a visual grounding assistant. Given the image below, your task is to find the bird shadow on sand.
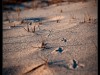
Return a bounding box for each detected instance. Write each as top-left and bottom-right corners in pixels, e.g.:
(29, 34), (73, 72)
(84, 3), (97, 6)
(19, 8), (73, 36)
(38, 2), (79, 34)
(24, 60), (69, 74)
(48, 60), (69, 69)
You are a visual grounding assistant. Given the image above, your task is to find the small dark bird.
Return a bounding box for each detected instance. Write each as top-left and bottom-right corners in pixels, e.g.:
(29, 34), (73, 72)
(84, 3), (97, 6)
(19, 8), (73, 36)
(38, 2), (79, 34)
(72, 59), (78, 69)
(56, 47), (63, 53)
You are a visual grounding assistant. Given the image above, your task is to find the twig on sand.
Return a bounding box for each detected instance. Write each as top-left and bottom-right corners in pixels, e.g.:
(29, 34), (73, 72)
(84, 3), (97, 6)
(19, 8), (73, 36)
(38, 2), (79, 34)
(16, 8), (21, 21)
(23, 27), (29, 32)
(23, 23), (30, 32)
(32, 26), (36, 33)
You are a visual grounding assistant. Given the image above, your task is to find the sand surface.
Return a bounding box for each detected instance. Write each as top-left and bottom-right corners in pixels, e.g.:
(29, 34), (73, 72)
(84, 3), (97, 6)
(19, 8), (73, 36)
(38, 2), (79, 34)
(3, 0), (98, 75)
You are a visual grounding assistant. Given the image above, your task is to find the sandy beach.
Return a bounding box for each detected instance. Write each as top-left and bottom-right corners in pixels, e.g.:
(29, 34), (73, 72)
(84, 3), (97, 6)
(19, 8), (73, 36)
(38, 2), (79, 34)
(3, 0), (98, 75)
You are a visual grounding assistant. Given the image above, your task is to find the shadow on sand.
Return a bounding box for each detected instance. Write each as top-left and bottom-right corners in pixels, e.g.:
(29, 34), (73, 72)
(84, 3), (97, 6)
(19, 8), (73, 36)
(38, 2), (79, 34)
(3, 66), (21, 75)
(25, 60), (69, 74)
(23, 17), (47, 23)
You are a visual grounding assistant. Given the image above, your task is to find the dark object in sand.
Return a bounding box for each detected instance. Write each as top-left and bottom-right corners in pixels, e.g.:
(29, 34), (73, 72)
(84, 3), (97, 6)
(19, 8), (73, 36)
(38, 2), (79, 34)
(72, 59), (78, 69)
(62, 38), (67, 42)
(56, 47), (63, 53)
